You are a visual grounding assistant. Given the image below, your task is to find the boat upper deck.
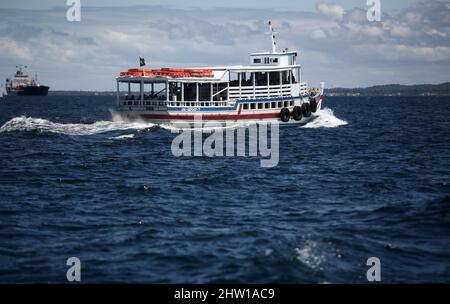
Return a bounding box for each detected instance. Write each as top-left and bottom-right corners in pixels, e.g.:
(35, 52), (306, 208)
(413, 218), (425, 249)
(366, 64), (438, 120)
(117, 48), (300, 84)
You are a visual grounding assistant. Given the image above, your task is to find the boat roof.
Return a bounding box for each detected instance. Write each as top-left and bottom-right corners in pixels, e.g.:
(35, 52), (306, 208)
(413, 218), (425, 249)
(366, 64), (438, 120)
(250, 51), (298, 56)
(116, 64), (301, 83)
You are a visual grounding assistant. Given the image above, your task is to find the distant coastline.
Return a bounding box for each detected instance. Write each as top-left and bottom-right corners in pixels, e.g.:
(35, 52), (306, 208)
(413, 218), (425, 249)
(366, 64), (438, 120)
(327, 82), (450, 96)
(48, 82), (450, 97)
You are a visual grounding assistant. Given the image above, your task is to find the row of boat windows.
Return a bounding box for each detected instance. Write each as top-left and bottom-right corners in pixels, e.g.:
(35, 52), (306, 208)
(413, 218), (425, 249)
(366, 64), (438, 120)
(123, 101), (228, 107)
(253, 57), (278, 64)
(242, 100), (294, 110)
(229, 70), (298, 87)
(122, 100), (295, 108)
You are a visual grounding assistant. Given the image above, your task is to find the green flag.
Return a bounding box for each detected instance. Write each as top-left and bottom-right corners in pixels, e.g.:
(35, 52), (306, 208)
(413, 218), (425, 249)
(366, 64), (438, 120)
(139, 57), (146, 67)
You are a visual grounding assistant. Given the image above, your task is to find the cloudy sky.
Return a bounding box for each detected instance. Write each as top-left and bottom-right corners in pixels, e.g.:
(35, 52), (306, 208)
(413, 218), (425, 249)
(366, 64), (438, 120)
(0, 0), (449, 91)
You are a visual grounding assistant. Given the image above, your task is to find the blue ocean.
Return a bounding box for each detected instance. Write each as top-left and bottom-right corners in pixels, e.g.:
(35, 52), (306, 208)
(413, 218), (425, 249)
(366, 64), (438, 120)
(0, 96), (449, 283)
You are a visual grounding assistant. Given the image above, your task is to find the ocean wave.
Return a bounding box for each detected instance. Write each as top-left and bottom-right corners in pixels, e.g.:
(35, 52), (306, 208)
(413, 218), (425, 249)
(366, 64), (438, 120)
(108, 134), (135, 140)
(301, 107), (348, 129)
(0, 116), (155, 136)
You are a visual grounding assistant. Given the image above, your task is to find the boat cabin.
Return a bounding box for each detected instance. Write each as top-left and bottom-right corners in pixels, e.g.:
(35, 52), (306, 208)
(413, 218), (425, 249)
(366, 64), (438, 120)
(116, 22), (308, 109)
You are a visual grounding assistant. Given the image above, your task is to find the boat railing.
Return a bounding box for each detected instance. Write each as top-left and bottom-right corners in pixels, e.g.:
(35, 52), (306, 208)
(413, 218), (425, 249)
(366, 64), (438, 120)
(119, 99), (229, 108)
(229, 83), (299, 99)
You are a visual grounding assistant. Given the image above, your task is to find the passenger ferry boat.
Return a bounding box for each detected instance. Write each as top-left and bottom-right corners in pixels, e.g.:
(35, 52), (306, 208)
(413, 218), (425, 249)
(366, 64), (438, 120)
(115, 22), (324, 125)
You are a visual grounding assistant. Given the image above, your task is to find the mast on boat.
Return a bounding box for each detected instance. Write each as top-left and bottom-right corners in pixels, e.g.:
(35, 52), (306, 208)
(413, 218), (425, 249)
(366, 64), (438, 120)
(266, 20), (278, 53)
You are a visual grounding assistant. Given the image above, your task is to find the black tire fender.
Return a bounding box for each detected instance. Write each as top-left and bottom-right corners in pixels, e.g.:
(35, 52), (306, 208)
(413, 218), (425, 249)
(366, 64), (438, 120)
(292, 106), (303, 121)
(280, 108), (290, 122)
(302, 103), (312, 118)
(309, 97), (318, 113)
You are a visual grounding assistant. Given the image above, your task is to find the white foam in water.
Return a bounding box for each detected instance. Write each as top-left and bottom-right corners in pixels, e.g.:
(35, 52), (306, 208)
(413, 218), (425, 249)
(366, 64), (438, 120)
(295, 240), (325, 270)
(0, 116), (155, 136)
(109, 134), (135, 140)
(0, 107), (347, 135)
(301, 107), (348, 129)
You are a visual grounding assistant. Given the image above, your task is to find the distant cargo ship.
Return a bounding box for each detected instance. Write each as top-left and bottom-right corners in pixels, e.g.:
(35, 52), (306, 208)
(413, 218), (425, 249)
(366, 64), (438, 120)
(5, 65), (49, 96)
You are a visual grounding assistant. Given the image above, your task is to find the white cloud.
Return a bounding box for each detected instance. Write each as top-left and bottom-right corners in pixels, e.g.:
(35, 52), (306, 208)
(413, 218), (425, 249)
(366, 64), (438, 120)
(0, 38), (33, 61)
(316, 3), (345, 21)
(311, 29), (327, 40)
(353, 44), (450, 62)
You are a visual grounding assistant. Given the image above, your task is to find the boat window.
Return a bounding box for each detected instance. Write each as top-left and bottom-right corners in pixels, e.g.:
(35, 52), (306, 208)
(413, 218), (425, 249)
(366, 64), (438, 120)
(199, 83), (211, 101)
(250, 103), (256, 110)
(184, 83), (197, 101)
(289, 100), (294, 106)
(255, 72), (268, 86)
(230, 72), (239, 87)
(282, 71), (289, 84)
(169, 82), (181, 101)
(264, 57), (270, 64)
(213, 82), (228, 101)
(253, 58), (261, 64)
(271, 102), (276, 108)
(265, 102), (270, 109)
(284, 101), (288, 107)
(291, 68), (298, 84)
(241, 72), (253, 86)
(278, 102), (282, 108)
(271, 58), (279, 63)
(258, 103), (263, 109)
(243, 103), (249, 110)
(269, 72), (280, 86)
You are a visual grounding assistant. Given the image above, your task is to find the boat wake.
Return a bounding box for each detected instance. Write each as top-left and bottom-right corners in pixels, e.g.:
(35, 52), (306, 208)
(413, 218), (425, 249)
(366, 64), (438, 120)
(0, 107), (347, 136)
(0, 116), (155, 136)
(301, 107), (348, 128)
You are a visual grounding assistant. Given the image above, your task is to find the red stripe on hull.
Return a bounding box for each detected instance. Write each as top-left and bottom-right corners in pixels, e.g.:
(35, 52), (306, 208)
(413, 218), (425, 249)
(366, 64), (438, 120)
(140, 112), (281, 121)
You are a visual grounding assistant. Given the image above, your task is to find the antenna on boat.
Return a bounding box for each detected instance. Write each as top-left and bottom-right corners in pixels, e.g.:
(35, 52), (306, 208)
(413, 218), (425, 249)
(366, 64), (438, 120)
(266, 20), (278, 53)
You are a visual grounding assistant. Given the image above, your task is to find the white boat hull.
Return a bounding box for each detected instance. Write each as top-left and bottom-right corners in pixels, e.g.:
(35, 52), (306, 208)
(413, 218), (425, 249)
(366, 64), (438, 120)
(115, 95), (323, 127)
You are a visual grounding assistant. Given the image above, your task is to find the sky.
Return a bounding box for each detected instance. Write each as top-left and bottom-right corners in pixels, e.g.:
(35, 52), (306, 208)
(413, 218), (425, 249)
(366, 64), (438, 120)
(1, 0), (449, 91)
